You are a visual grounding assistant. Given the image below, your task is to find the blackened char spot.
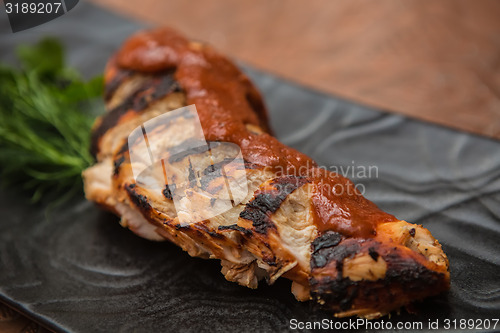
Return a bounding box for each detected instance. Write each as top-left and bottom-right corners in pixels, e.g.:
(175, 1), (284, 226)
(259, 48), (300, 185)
(311, 240), (360, 270)
(312, 231), (342, 253)
(204, 163), (216, 175)
(162, 183), (176, 200)
(240, 205), (269, 234)
(91, 70), (181, 157)
(409, 228), (416, 237)
(368, 247), (379, 261)
(125, 184), (151, 212)
(310, 244), (449, 312)
(240, 176), (309, 234)
(263, 255), (277, 266)
(174, 224), (190, 231)
(208, 231), (223, 239)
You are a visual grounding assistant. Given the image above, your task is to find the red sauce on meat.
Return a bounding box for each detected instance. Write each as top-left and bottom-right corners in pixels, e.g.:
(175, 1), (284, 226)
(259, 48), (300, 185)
(115, 28), (397, 238)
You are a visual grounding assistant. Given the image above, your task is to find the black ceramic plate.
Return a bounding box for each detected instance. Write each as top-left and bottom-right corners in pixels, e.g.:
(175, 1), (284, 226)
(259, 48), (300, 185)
(1, 3), (499, 333)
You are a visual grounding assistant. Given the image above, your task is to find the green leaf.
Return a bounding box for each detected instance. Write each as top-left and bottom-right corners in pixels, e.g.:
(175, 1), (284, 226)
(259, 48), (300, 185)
(17, 37), (64, 78)
(0, 38), (104, 204)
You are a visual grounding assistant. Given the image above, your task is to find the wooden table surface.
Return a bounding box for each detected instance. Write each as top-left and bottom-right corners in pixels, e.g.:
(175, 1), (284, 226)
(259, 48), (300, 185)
(2, 1), (500, 332)
(91, 0), (500, 140)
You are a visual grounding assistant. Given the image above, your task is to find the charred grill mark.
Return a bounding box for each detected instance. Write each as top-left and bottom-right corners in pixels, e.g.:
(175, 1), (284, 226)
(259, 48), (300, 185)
(113, 156), (126, 176)
(310, 237), (364, 310)
(91, 70), (182, 156)
(383, 252), (447, 288)
(262, 255), (277, 266)
(310, 276), (360, 311)
(168, 143), (253, 193)
(168, 141), (221, 163)
(208, 231), (221, 238)
(240, 202), (274, 233)
(218, 224), (251, 235)
(240, 176), (309, 234)
(199, 158), (238, 191)
(124, 123), (149, 153)
(202, 158), (244, 176)
(117, 141), (129, 155)
(161, 217), (175, 226)
(174, 224), (184, 230)
(153, 72), (181, 98)
(243, 160), (263, 170)
(105, 68), (134, 101)
(125, 111), (195, 155)
(310, 263), (447, 312)
(193, 223), (224, 239)
(125, 184), (152, 212)
(171, 221), (225, 241)
(312, 231), (342, 253)
(310, 242), (449, 312)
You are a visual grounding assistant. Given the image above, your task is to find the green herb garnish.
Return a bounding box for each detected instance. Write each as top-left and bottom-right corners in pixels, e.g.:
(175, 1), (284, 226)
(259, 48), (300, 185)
(0, 38), (103, 202)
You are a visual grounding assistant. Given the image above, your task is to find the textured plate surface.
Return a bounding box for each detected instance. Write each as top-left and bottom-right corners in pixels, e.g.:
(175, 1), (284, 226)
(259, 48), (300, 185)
(1, 3), (499, 333)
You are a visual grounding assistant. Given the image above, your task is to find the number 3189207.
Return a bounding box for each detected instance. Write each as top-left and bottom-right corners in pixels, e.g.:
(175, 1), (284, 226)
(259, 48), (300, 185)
(5, 2), (63, 14)
(443, 318), (498, 330)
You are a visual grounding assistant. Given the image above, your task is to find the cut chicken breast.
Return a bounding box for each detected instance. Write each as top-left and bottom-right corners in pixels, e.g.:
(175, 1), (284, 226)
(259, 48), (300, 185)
(83, 27), (449, 318)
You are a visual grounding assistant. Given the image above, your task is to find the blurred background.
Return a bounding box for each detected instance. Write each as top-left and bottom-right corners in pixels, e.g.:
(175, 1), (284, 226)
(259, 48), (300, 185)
(91, 0), (500, 140)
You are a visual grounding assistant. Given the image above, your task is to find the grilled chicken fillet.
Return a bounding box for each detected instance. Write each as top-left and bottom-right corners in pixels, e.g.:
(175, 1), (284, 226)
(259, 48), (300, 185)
(83, 27), (450, 318)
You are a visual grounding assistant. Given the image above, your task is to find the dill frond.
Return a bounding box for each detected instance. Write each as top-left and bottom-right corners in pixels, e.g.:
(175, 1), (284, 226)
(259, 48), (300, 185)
(0, 38), (103, 202)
